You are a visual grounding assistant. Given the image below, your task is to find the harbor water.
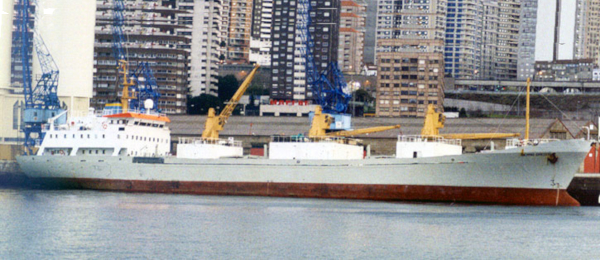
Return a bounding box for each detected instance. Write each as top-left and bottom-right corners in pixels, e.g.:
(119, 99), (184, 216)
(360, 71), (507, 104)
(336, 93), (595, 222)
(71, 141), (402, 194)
(0, 188), (599, 259)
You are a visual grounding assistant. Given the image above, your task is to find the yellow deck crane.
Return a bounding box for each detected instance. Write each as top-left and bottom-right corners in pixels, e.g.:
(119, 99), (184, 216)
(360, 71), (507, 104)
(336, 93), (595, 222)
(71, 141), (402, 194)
(421, 105), (520, 140)
(202, 65), (261, 140)
(308, 106), (401, 137)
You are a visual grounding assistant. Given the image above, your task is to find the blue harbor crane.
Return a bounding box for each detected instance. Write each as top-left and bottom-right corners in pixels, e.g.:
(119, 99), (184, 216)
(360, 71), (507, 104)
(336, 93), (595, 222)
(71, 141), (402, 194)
(14, 0), (66, 154)
(111, 0), (160, 112)
(297, 0), (352, 130)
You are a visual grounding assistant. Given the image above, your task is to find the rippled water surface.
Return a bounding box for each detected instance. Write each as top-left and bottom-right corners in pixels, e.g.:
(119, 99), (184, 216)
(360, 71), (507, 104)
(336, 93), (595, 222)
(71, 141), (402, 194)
(0, 188), (599, 259)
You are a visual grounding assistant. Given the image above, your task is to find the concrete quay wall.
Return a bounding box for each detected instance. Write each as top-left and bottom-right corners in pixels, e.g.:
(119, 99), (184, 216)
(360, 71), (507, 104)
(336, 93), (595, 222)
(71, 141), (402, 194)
(0, 160), (27, 187)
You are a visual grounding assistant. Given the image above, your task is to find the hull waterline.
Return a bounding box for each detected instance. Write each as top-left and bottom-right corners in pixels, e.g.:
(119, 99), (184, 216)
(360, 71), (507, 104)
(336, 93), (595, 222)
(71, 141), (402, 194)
(17, 139), (591, 206)
(26, 177), (579, 206)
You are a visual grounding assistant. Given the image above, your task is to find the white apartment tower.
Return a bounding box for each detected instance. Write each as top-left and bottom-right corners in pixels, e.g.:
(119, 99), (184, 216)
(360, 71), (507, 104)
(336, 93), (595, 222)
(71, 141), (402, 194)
(185, 0), (223, 97)
(249, 0), (273, 66)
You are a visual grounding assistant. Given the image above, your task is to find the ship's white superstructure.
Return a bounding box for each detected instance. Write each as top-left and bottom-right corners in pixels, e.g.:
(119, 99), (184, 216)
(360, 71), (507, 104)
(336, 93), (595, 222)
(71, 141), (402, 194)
(37, 108), (170, 157)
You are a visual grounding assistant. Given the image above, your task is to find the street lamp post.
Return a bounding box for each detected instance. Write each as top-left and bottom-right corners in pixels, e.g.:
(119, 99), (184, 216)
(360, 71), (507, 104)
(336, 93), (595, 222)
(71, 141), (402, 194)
(577, 101), (581, 120)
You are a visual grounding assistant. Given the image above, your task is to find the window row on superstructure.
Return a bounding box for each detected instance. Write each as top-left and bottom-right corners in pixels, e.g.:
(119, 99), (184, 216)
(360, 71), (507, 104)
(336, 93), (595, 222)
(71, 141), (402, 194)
(46, 133), (169, 144)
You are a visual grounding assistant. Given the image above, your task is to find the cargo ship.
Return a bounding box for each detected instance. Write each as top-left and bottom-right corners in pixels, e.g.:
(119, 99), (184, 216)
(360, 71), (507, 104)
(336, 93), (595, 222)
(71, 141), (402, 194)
(16, 68), (592, 206)
(16, 102), (592, 206)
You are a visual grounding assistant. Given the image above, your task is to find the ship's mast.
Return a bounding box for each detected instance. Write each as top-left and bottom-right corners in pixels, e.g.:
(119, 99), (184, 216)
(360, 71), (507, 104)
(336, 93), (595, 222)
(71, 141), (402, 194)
(526, 78), (531, 140)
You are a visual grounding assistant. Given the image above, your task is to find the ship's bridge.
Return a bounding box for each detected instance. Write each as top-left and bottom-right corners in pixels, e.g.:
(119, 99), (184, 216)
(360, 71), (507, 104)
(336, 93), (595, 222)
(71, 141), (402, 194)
(37, 108), (171, 157)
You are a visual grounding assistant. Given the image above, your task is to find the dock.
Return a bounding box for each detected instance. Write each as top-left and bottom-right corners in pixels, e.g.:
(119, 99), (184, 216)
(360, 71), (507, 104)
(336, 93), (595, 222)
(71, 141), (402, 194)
(0, 160), (28, 187)
(568, 174), (600, 206)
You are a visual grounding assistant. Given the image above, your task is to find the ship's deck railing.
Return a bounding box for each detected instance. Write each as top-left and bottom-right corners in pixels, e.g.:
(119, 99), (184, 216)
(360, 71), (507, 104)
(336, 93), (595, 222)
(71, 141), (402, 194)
(178, 137), (242, 147)
(70, 110), (101, 118)
(397, 135), (462, 146)
(102, 108), (167, 117)
(271, 135), (361, 145)
(506, 138), (559, 148)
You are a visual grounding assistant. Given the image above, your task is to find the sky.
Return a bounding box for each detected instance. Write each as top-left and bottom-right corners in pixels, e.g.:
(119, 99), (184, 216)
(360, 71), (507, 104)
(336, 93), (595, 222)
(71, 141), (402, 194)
(534, 0), (577, 61)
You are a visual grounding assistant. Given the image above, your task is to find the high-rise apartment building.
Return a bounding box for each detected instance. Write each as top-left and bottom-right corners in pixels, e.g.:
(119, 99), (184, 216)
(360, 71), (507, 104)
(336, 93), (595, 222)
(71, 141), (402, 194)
(94, 0), (192, 114)
(375, 0), (447, 117)
(480, 0), (520, 80)
(223, 0), (253, 64)
(221, 0), (231, 62)
(517, 0), (537, 80)
(270, 0), (340, 101)
(184, 0), (223, 97)
(575, 0), (600, 63)
(338, 0), (366, 75)
(9, 1), (33, 95)
(269, 0), (298, 100)
(444, 0), (484, 79)
(249, 0), (273, 66)
(363, 0), (378, 64)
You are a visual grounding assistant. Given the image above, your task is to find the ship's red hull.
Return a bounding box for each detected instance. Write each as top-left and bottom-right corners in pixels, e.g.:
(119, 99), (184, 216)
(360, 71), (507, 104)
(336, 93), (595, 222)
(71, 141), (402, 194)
(31, 177), (580, 206)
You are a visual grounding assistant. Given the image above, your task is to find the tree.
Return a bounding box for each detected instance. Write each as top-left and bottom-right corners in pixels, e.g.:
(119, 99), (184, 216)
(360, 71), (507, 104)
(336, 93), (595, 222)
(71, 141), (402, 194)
(187, 94), (222, 115)
(217, 75), (240, 102)
(354, 89), (374, 103)
(247, 84), (269, 96)
(459, 108), (467, 118)
(444, 106), (459, 112)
